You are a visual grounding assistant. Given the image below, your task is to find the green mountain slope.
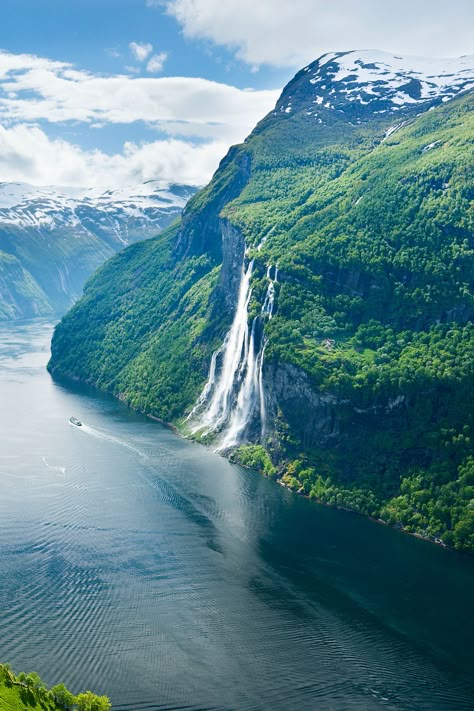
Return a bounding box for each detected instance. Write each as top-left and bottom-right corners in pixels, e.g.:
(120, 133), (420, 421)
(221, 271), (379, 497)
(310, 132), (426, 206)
(0, 251), (51, 319)
(0, 223), (112, 319)
(49, 51), (474, 552)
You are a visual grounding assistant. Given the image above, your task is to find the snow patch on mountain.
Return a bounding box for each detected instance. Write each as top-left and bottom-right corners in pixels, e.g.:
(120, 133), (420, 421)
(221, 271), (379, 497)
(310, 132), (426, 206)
(279, 50), (474, 117)
(0, 181), (196, 233)
(0, 180), (197, 319)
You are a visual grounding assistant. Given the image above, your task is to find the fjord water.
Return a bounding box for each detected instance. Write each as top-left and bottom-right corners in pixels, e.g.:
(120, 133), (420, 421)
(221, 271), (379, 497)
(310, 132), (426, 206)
(1, 321), (473, 711)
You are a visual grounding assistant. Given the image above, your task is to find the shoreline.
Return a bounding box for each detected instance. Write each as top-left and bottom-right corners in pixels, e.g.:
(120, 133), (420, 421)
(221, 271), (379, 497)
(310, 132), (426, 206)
(50, 369), (465, 557)
(276, 479), (455, 553)
(234, 457), (458, 554)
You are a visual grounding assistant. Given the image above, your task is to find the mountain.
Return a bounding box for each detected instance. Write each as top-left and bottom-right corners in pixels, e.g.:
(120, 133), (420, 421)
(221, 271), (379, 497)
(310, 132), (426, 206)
(0, 180), (196, 319)
(48, 50), (474, 552)
(278, 50), (474, 117)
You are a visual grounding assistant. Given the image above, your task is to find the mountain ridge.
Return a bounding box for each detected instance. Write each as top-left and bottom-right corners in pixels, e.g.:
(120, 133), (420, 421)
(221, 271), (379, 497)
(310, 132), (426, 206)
(0, 180), (197, 319)
(277, 49), (474, 119)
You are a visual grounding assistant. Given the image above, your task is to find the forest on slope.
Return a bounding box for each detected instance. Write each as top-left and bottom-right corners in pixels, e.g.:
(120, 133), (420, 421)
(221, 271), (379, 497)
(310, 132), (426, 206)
(49, 53), (474, 552)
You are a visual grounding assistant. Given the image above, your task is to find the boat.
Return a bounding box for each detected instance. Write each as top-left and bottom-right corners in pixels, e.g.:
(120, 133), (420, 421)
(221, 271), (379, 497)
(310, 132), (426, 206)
(69, 416), (82, 427)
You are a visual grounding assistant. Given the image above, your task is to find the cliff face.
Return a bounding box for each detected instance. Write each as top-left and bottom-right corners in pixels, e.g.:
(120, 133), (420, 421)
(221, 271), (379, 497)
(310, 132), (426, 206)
(265, 363), (341, 448)
(173, 148), (251, 311)
(49, 50), (474, 551)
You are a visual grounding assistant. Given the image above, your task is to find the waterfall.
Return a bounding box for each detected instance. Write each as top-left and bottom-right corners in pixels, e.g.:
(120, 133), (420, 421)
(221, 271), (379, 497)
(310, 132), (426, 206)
(258, 340), (268, 439)
(262, 279), (275, 319)
(190, 260), (276, 450)
(257, 268), (277, 438)
(218, 318), (259, 450)
(185, 345), (223, 422)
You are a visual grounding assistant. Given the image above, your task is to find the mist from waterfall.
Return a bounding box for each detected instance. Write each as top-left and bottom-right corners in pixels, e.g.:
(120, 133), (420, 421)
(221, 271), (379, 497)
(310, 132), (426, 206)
(189, 260), (277, 450)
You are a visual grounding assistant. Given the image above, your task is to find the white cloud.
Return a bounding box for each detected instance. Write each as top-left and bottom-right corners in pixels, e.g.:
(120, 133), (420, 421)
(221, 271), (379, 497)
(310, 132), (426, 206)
(0, 49), (279, 187)
(105, 48), (121, 59)
(0, 52), (68, 79)
(0, 122), (228, 187)
(0, 50), (278, 140)
(161, 0), (474, 67)
(0, 50), (280, 187)
(146, 52), (168, 73)
(129, 41), (153, 62)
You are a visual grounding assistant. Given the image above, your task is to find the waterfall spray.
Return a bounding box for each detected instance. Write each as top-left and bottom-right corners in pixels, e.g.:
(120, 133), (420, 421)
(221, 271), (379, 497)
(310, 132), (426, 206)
(190, 260), (276, 449)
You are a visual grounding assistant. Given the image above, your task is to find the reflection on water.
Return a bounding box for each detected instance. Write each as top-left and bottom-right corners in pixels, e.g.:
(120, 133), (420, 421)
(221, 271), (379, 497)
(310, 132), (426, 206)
(0, 320), (473, 710)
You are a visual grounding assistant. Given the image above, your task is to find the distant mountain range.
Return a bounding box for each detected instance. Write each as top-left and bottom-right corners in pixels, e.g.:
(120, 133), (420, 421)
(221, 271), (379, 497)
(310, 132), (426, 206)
(0, 180), (197, 319)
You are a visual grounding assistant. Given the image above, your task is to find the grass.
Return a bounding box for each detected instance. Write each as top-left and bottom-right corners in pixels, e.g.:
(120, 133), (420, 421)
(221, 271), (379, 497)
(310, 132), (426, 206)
(0, 664), (111, 711)
(0, 665), (58, 711)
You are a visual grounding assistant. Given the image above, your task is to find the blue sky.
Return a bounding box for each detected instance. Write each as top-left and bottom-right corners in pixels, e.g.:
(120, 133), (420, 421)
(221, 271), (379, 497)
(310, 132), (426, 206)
(0, 0), (472, 188)
(1, 0), (287, 88)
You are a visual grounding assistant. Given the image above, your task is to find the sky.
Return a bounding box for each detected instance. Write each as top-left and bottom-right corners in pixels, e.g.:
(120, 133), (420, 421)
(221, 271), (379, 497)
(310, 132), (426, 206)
(0, 0), (472, 189)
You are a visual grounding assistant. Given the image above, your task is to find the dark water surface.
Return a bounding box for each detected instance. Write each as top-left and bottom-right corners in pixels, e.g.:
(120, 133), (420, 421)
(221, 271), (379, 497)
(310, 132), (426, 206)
(0, 320), (473, 710)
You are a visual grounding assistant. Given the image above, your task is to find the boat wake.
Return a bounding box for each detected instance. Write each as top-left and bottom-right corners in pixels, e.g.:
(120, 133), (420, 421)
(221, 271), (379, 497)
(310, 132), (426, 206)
(73, 422), (148, 459)
(41, 456), (66, 476)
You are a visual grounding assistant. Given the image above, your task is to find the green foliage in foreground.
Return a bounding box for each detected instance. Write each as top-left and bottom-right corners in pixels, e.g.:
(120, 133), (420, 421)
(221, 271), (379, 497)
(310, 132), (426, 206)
(0, 664), (111, 711)
(49, 91), (474, 552)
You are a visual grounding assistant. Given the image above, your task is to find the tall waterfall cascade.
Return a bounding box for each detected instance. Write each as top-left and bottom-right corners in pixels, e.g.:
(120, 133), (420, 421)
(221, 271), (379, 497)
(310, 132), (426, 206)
(189, 260), (277, 450)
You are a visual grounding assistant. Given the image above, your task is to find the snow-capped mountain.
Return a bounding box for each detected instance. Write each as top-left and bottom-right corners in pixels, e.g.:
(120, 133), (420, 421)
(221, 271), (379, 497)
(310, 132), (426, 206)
(0, 180), (197, 320)
(0, 181), (196, 248)
(277, 50), (474, 119)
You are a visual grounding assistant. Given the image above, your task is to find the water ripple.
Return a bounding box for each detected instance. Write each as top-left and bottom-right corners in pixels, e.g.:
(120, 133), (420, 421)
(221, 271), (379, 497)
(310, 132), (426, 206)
(0, 321), (473, 710)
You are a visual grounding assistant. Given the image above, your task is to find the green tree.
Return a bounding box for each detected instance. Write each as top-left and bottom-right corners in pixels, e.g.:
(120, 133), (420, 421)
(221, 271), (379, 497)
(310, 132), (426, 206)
(51, 682), (76, 710)
(75, 690), (111, 711)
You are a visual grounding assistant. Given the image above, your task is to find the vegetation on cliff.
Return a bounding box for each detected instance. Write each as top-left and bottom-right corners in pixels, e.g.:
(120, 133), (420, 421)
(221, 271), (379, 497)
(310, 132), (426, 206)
(48, 58), (474, 552)
(0, 664), (110, 710)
